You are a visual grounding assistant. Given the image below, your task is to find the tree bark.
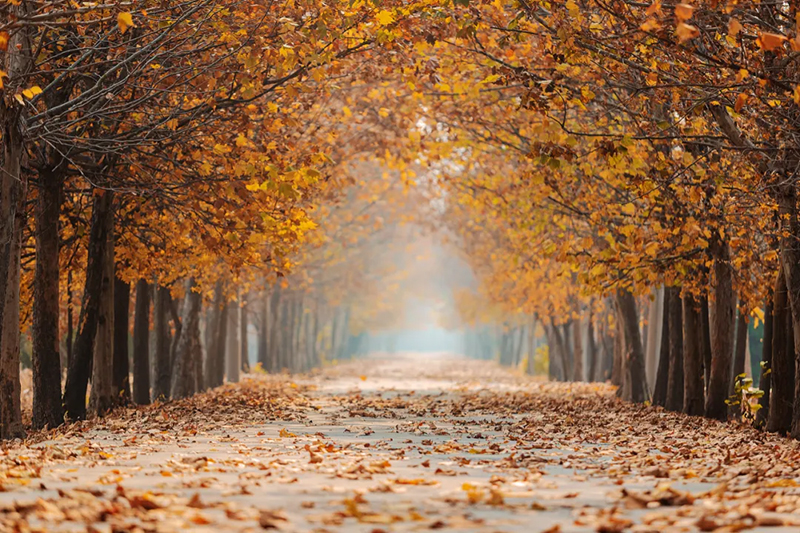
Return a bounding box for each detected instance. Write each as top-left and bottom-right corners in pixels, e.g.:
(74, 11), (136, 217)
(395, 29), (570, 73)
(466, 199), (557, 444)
(226, 298), (240, 383)
(572, 316), (584, 381)
(206, 283), (227, 388)
(240, 298), (250, 373)
(133, 279), (151, 404)
(653, 288), (671, 407)
(152, 285), (171, 400)
(0, 0), (31, 441)
(257, 290), (268, 370)
(113, 276), (131, 405)
(700, 294), (713, 392)
(615, 288), (648, 403)
(705, 239), (737, 421)
(32, 166), (64, 430)
(756, 293), (774, 428)
(665, 286), (684, 412)
(729, 306), (749, 418)
(171, 278), (202, 399)
(64, 190), (114, 421)
(89, 217), (115, 417)
(645, 287), (663, 393)
(683, 294), (704, 416)
(768, 266), (794, 433)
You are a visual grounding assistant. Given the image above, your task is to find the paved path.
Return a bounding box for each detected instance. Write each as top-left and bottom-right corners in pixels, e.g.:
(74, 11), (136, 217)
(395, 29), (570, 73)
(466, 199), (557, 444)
(2, 353), (800, 532)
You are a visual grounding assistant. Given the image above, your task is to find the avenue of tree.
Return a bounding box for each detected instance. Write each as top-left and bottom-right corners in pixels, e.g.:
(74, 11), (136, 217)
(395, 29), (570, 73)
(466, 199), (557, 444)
(3, 0), (800, 441)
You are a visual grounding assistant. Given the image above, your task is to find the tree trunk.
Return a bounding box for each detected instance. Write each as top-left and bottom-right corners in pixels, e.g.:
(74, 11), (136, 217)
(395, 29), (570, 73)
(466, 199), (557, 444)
(645, 287), (663, 393)
(729, 306), (748, 418)
(551, 322), (570, 381)
(169, 295), (182, 376)
(64, 190), (114, 420)
(683, 294), (704, 416)
(206, 283), (227, 389)
(756, 293), (774, 428)
(0, 0), (31, 441)
(665, 286), (684, 412)
(653, 288), (671, 407)
(257, 290), (268, 370)
(615, 288), (647, 403)
(705, 239), (737, 421)
(113, 276), (131, 405)
(572, 316), (584, 381)
(768, 266), (794, 433)
(89, 217), (116, 417)
(226, 299), (240, 383)
(171, 278), (202, 399)
(152, 285), (171, 400)
(133, 279), (151, 404)
(240, 298), (250, 373)
(31, 166), (64, 430)
(700, 294), (713, 392)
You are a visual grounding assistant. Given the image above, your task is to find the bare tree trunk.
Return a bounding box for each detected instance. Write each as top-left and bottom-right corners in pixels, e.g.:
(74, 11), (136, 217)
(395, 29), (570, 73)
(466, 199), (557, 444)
(171, 279), (202, 399)
(769, 266), (794, 433)
(572, 316), (584, 381)
(89, 221), (116, 417)
(700, 294), (712, 392)
(756, 293), (774, 428)
(665, 286), (684, 412)
(705, 239), (737, 421)
(206, 283), (227, 388)
(0, 0), (31, 440)
(257, 289), (268, 370)
(64, 190), (114, 420)
(611, 314), (624, 387)
(113, 276), (131, 405)
(310, 302), (320, 369)
(152, 285), (171, 400)
(653, 288), (671, 407)
(133, 279), (151, 404)
(645, 287), (663, 392)
(32, 166), (64, 430)
(169, 296), (182, 375)
(683, 295), (704, 416)
(240, 297), (249, 373)
(585, 310), (597, 381)
(616, 288), (647, 403)
(226, 298), (240, 383)
(729, 306), (749, 418)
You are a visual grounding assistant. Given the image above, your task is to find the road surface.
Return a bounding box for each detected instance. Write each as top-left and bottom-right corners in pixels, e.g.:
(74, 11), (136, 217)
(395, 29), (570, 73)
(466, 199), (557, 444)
(1, 353), (799, 532)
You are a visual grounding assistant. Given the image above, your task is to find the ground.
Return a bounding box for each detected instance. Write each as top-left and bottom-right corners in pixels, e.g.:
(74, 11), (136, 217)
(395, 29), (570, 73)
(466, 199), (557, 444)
(2, 354), (800, 532)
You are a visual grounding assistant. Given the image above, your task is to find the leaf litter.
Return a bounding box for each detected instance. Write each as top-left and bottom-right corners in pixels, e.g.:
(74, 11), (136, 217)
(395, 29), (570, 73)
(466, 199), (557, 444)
(2, 354), (800, 531)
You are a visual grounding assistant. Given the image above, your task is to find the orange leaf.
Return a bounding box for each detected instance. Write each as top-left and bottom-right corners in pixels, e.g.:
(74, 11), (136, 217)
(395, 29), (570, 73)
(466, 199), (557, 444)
(758, 32), (787, 51)
(674, 4), (693, 22)
(727, 18), (742, 37)
(734, 93), (747, 113)
(675, 23), (700, 43)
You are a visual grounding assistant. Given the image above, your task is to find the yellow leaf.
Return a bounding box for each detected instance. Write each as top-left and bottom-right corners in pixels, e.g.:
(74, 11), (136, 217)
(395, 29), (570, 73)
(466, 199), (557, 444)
(118, 12), (134, 34)
(0, 32), (8, 52)
(0, 70), (6, 90)
(359, 375), (367, 381)
(14, 93), (24, 104)
(376, 10), (394, 26)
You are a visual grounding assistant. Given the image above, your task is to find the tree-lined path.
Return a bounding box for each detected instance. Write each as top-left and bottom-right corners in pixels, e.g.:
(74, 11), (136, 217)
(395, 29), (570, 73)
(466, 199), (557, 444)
(2, 353), (800, 532)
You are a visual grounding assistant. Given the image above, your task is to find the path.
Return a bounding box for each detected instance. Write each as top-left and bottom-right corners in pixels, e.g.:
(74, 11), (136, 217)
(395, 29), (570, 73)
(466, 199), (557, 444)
(2, 354), (800, 532)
